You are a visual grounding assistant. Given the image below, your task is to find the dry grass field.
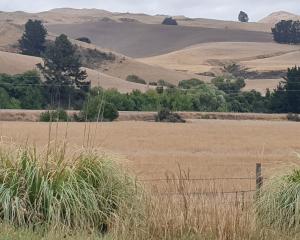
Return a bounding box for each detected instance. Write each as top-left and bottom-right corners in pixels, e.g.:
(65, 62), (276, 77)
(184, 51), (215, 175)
(47, 21), (272, 58)
(139, 42), (300, 74)
(1, 120), (299, 186)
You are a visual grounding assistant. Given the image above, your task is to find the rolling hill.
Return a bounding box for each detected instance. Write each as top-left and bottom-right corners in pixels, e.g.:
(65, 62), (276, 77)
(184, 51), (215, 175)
(0, 51), (151, 93)
(0, 8), (298, 94)
(47, 21), (272, 58)
(139, 42), (300, 74)
(259, 11), (300, 25)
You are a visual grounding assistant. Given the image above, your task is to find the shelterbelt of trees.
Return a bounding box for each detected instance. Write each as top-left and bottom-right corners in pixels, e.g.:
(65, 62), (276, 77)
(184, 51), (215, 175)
(0, 19), (299, 121)
(1, 68), (300, 116)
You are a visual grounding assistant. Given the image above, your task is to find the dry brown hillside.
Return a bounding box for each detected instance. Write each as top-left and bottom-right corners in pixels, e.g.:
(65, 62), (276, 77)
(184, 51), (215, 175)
(0, 8), (271, 32)
(0, 51), (152, 93)
(0, 8), (297, 94)
(47, 21), (272, 58)
(139, 42), (300, 74)
(259, 11), (300, 25)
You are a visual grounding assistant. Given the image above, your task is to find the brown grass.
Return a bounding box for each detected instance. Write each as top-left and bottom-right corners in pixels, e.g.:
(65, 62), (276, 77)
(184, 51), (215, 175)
(0, 120), (299, 239)
(47, 21), (272, 58)
(0, 120), (299, 183)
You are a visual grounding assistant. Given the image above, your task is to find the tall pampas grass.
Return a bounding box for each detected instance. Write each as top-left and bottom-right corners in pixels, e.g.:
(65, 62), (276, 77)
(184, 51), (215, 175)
(0, 143), (139, 232)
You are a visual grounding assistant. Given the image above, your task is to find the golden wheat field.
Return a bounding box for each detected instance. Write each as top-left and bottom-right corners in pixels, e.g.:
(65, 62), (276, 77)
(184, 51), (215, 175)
(1, 120), (299, 185)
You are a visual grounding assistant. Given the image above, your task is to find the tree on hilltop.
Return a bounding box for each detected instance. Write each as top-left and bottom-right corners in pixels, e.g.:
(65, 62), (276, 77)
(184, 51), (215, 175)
(37, 34), (90, 108)
(19, 19), (47, 57)
(238, 11), (249, 22)
(162, 17), (178, 25)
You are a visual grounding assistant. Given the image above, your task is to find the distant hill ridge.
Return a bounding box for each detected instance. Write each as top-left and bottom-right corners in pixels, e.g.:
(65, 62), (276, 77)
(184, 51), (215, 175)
(259, 11), (300, 25)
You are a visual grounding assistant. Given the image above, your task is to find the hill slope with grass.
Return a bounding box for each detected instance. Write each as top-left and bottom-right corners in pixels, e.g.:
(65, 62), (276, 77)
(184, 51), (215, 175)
(0, 8), (297, 94)
(0, 51), (153, 93)
(47, 21), (272, 58)
(259, 11), (300, 25)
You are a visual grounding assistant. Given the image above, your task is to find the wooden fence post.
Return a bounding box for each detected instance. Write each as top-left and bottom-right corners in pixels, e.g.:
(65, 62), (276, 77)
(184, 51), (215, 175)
(256, 163), (263, 191)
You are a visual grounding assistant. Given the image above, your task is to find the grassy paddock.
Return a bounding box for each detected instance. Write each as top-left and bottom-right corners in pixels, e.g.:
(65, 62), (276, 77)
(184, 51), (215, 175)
(0, 160), (299, 239)
(0, 121), (299, 239)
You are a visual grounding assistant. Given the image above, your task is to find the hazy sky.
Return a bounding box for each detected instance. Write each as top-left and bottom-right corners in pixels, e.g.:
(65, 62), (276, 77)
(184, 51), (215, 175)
(0, 0), (299, 21)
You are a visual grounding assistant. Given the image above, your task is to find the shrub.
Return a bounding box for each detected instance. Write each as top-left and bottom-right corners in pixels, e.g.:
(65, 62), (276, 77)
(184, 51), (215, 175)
(76, 37), (92, 44)
(0, 145), (137, 231)
(40, 109), (69, 122)
(155, 108), (185, 123)
(256, 167), (300, 233)
(157, 79), (175, 88)
(287, 113), (300, 122)
(78, 94), (119, 122)
(162, 17), (178, 26)
(126, 75), (147, 85)
(178, 78), (204, 89)
(79, 48), (116, 68)
(0, 71), (44, 109)
(212, 76), (245, 94)
(149, 82), (158, 86)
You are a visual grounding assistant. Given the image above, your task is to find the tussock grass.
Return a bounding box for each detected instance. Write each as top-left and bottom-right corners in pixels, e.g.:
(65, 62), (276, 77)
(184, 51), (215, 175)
(0, 144), (139, 232)
(256, 166), (300, 234)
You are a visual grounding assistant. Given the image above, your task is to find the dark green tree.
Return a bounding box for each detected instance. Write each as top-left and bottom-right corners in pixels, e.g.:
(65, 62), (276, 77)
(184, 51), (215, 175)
(212, 76), (245, 94)
(285, 66), (300, 113)
(162, 17), (178, 26)
(238, 11), (249, 23)
(19, 19), (47, 57)
(0, 71), (44, 109)
(272, 20), (300, 44)
(37, 34), (90, 108)
(270, 82), (287, 113)
(178, 78), (204, 89)
(77, 91), (119, 122)
(270, 67), (300, 113)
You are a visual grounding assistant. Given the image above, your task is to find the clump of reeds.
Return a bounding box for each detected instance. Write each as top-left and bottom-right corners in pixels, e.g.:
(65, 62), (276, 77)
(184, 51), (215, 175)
(256, 166), (300, 234)
(0, 144), (139, 232)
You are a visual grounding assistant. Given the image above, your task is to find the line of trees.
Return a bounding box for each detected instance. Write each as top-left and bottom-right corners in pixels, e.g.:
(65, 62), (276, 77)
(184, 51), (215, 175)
(1, 67), (300, 120)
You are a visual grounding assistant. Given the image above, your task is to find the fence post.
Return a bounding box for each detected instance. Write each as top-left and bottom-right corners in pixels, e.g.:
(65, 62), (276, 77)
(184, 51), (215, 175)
(256, 163), (263, 191)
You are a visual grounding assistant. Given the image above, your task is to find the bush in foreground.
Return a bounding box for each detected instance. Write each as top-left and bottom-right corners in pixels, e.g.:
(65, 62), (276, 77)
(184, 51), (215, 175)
(0, 145), (137, 232)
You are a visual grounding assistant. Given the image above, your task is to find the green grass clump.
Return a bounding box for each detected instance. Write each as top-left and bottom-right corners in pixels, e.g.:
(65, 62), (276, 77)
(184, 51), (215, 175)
(0, 145), (137, 232)
(256, 167), (300, 233)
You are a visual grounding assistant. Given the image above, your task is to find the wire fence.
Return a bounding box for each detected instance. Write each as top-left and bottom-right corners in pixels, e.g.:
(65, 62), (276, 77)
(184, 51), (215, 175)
(139, 177), (257, 182)
(138, 165), (265, 199)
